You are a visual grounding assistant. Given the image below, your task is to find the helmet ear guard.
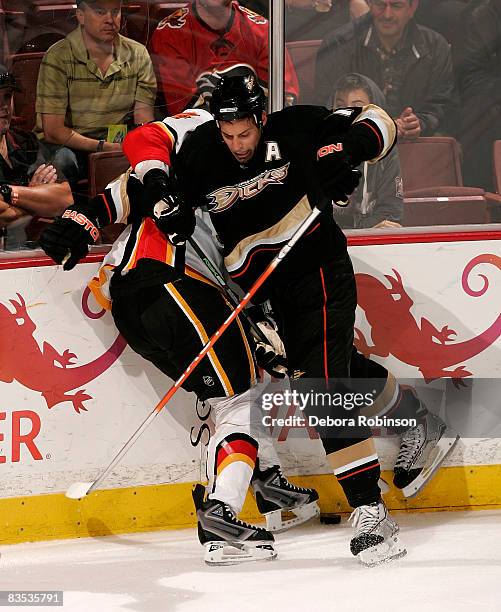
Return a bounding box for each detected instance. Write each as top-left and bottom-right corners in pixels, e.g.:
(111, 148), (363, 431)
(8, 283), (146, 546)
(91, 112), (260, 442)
(210, 70), (266, 129)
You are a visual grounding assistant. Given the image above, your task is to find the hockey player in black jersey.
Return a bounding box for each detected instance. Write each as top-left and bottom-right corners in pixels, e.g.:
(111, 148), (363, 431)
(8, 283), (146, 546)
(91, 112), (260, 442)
(115, 72), (406, 566)
(38, 73), (455, 565)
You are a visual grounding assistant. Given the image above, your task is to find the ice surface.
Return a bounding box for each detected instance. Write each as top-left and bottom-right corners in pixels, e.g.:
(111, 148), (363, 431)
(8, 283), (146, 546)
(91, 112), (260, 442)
(1, 510), (500, 611)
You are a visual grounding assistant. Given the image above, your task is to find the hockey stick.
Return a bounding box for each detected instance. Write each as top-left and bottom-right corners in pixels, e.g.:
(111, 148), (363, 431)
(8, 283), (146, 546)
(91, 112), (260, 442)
(187, 236), (271, 346)
(66, 204), (323, 499)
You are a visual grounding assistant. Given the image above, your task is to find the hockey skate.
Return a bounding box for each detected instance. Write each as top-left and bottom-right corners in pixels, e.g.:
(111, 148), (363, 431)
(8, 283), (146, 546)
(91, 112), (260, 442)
(192, 484), (276, 566)
(349, 500), (407, 567)
(393, 411), (460, 498)
(251, 462), (321, 533)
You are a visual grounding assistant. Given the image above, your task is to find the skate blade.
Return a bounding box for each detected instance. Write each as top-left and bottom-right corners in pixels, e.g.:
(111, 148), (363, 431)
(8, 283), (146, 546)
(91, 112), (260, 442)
(357, 534), (407, 567)
(265, 501), (320, 533)
(402, 432), (460, 498)
(204, 541), (277, 566)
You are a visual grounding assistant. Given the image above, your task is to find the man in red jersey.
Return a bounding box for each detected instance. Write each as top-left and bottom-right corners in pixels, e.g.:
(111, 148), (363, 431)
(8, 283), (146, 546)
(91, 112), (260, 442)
(149, 0), (299, 114)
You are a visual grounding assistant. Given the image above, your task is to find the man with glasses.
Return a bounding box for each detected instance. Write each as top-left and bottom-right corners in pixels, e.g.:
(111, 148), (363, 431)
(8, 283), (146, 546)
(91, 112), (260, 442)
(315, 0), (456, 140)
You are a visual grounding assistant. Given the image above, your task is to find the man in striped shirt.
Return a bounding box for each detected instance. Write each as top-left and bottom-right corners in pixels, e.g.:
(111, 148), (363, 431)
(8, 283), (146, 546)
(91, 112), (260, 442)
(35, 0), (157, 184)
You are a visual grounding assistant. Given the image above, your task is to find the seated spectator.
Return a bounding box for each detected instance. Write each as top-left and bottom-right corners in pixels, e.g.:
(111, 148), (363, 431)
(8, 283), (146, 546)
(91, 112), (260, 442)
(35, 0), (157, 184)
(315, 0), (456, 139)
(331, 73), (403, 228)
(459, 0), (501, 191)
(149, 0), (299, 115)
(243, 0), (369, 42)
(0, 66), (72, 250)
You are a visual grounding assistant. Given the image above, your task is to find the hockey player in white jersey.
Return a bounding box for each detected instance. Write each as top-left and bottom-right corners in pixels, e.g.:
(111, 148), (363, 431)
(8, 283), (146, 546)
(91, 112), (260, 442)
(40, 167), (319, 565)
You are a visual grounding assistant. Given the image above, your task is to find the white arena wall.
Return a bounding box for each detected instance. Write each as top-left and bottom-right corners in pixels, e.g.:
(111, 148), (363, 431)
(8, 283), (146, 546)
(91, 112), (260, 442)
(0, 229), (500, 544)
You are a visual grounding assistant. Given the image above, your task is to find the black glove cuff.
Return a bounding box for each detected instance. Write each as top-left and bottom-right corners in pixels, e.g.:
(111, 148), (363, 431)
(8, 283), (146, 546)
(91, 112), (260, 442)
(342, 120), (384, 167)
(143, 168), (171, 206)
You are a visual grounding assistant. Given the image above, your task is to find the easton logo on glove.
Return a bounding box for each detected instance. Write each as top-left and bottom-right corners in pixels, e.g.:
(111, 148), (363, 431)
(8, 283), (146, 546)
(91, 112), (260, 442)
(317, 143), (344, 159)
(62, 210), (99, 242)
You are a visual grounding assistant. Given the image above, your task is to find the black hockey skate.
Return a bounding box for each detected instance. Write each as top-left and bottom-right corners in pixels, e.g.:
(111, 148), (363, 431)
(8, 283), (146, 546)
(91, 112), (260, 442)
(251, 462), (321, 533)
(349, 500), (407, 567)
(192, 484), (276, 566)
(394, 411), (459, 498)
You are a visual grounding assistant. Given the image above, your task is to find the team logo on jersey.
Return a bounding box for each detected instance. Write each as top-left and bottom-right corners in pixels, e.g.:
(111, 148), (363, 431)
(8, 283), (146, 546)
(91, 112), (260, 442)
(203, 376), (215, 387)
(207, 163), (290, 213)
(265, 141), (281, 162)
(317, 143), (344, 159)
(157, 7), (189, 30)
(238, 5), (267, 25)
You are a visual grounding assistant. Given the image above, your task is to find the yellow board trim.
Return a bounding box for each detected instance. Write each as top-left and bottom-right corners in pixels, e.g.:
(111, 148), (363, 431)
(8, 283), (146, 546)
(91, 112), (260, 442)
(1, 465), (500, 546)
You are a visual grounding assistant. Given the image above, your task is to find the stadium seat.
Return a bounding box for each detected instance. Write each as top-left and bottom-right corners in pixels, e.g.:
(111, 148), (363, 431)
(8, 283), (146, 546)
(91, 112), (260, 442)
(403, 195), (489, 226)
(481, 141), (501, 223)
(7, 51), (44, 130)
(398, 137), (471, 193)
(492, 140), (501, 193)
(88, 151), (130, 198)
(10, 1), (75, 53)
(285, 39), (321, 105)
(398, 137), (489, 226)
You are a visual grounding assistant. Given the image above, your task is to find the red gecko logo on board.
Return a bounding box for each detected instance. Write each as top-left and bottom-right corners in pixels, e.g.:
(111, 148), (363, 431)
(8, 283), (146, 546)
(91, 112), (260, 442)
(355, 254), (501, 382)
(0, 290), (127, 463)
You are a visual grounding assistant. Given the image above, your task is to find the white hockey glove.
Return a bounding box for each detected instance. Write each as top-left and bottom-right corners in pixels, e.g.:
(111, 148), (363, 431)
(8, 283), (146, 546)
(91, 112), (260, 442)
(254, 317), (288, 379)
(256, 319), (285, 358)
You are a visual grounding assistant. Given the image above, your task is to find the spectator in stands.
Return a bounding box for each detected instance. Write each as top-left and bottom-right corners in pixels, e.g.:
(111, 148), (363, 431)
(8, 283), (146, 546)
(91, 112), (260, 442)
(149, 0), (299, 115)
(459, 0), (501, 191)
(315, 0), (456, 139)
(35, 0), (156, 184)
(0, 66), (72, 250)
(331, 73), (403, 228)
(243, 0), (369, 42)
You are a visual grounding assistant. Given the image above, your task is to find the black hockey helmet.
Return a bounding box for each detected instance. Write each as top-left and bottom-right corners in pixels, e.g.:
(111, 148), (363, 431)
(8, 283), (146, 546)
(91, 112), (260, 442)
(210, 67), (266, 128)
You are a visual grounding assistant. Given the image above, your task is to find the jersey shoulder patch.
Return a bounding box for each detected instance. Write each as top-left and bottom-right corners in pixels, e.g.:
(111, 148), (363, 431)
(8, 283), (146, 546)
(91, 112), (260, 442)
(237, 5), (267, 25)
(156, 6), (190, 30)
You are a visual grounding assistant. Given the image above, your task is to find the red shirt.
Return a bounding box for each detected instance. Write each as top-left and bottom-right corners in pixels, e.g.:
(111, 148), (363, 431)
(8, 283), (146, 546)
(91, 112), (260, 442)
(150, 1), (299, 114)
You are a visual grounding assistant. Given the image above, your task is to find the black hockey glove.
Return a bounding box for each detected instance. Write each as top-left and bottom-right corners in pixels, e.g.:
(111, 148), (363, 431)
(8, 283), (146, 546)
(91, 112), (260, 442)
(143, 168), (172, 204)
(316, 144), (361, 207)
(153, 195), (195, 246)
(39, 207), (100, 271)
(255, 344), (288, 379)
(143, 168), (196, 245)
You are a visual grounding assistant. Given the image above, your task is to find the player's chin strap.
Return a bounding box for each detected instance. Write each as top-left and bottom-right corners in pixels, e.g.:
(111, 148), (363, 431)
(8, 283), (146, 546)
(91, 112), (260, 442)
(65, 204), (324, 500)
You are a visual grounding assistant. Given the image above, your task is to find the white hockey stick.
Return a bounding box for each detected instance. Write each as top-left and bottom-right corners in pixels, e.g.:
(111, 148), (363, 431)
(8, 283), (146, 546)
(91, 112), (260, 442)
(66, 205), (323, 499)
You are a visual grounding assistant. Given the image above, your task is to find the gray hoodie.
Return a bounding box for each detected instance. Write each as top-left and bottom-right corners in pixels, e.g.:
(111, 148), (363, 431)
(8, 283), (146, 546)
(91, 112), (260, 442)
(332, 73), (403, 229)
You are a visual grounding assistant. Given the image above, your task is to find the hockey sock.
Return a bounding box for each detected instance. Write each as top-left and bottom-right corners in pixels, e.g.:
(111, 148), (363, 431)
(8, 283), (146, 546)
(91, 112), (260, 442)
(359, 370), (428, 434)
(386, 385), (428, 433)
(209, 433), (258, 514)
(327, 438), (381, 507)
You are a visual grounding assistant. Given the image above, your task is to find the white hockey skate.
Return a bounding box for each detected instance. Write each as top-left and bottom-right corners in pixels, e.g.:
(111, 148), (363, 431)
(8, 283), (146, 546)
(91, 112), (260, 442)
(349, 500), (407, 567)
(394, 412), (460, 498)
(192, 484), (276, 566)
(251, 463), (321, 533)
